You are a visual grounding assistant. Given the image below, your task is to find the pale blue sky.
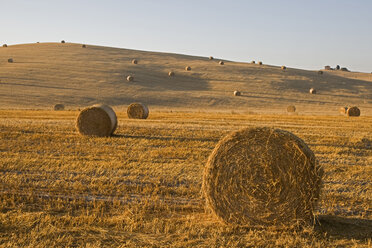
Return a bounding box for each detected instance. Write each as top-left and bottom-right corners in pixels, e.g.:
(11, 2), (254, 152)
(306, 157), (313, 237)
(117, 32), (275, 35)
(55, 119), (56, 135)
(1, 0), (371, 72)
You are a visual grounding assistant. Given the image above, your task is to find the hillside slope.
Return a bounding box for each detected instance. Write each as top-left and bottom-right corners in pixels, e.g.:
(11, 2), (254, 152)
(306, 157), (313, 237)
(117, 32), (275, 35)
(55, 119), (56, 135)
(1, 42), (371, 114)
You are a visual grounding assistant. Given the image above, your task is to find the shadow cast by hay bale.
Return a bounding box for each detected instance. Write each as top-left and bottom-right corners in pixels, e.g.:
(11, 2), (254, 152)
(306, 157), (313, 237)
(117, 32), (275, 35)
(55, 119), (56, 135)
(315, 215), (372, 240)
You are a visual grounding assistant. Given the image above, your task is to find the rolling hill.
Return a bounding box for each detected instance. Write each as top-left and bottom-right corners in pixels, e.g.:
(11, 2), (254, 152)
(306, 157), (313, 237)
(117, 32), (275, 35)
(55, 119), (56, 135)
(1, 42), (371, 115)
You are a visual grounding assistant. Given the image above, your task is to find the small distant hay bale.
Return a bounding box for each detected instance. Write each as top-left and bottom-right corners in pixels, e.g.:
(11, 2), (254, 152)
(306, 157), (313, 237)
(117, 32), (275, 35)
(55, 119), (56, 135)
(309, 88), (316, 94)
(251, 61), (256, 64)
(76, 104), (117, 137)
(234, 91), (241, 96)
(168, 71), (175, 77)
(82, 44), (86, 48)
(287, 105), (296, 113)
(185, 66), (191, 71)
(54, 104), (65, 111)
(258, 61), (263, 65)
(209, 56), (214, 60)
(202, 127), (323, 226)
(318, 71), (323, 75)
(219, 61), (224, 65)
(127, 103), (149, 119)
(132, 59), (138, 64)
(126, 75), (134, 82)
(347, 106), (360, 117)
(8, 58), (13, 63)
(2, 44), (7, 47)
(281, 66), (286, 70)
(340, 67), (349, 72)
(324, 65), (331, 70)
(339, 106), (348, 115)
(61, 40), (65, 43)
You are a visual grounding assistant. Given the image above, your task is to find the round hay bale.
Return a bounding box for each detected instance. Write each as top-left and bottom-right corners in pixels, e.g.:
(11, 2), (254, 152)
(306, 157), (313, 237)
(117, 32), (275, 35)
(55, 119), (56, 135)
(287, 105), (296, 113)
(281, 66), (287, 70)
(132, 59), (138, 64)
(168, 71), (175, 77)
(209, 56), (214, 60)
(54, 104), (65, 111)
(318, 71), (323, 75)
(309, 88), (316, 94)
(219, 61), (224, 65)
(340, 67), (348, 72)
(258, 61), (263, 65)
(234, 91), (241, 96)
(203, 127), (323, 226)
(8, 58), (13, 63)
(346, 106), (360, 117)
(339, 106), (348, 115)
(61, 40), (65, 43)
(82, 44), (86, 48)
(127, 103), (149, 119)
(76, 104), (117, 137)
(251, 61), (256, 64)
(126, 75), (134, 82)
(2, 44), (7, 47)
(185, 66), (191, 71)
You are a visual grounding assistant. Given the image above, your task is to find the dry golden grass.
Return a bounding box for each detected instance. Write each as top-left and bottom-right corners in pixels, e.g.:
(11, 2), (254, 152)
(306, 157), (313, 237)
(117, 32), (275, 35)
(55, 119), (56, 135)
(0, 110), (371, 247)
(1, 43), (371, 115)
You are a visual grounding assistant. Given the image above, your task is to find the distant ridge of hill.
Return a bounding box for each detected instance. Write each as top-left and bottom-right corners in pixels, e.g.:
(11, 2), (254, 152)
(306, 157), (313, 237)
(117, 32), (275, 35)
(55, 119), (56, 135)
(1, 42), (371, 115)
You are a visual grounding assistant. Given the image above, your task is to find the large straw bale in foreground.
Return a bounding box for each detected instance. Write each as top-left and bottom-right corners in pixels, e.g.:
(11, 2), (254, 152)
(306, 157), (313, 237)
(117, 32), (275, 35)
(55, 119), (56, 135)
(346, 106), (360, 117)
(203, 127), (323, 226)
(127, 103), (149, 119)
(76, 104), (117, 137)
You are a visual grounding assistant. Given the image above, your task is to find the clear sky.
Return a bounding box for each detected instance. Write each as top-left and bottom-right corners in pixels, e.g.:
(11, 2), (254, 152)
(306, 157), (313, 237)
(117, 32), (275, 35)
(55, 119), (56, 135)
(1, 0), (371, 72)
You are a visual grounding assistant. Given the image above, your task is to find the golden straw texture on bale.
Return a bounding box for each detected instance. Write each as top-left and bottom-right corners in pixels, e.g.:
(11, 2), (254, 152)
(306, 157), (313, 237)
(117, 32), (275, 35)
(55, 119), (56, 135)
(287, 105), (296, 113)
(203, 127), (323, 227)
(281, 66), (286, 70)
(258, 61), (263, 65)
(234, 91), (241, 96)
(76, 104), (117, 137)
(54, 104), (65, 111)
(347, 106), (360, 117)
(251, 61), (256, 64)
(219, 61), (224, 65)
(127, 103), (149, 119)
(132, 59), (138, 64)
(209, 56), (214, 60)
(339, 106), (348, 115)
(185, 66), (191, 71)
(168, 71), (175, 77)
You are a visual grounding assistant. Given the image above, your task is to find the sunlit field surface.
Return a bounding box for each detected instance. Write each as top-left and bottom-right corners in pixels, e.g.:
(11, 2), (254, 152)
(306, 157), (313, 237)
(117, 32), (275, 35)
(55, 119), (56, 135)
(0, 110), (371, 247)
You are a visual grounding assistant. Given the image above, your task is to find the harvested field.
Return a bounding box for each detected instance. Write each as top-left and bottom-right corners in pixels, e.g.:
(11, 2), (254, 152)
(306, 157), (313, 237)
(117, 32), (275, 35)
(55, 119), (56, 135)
(0, 110), (371, 247)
